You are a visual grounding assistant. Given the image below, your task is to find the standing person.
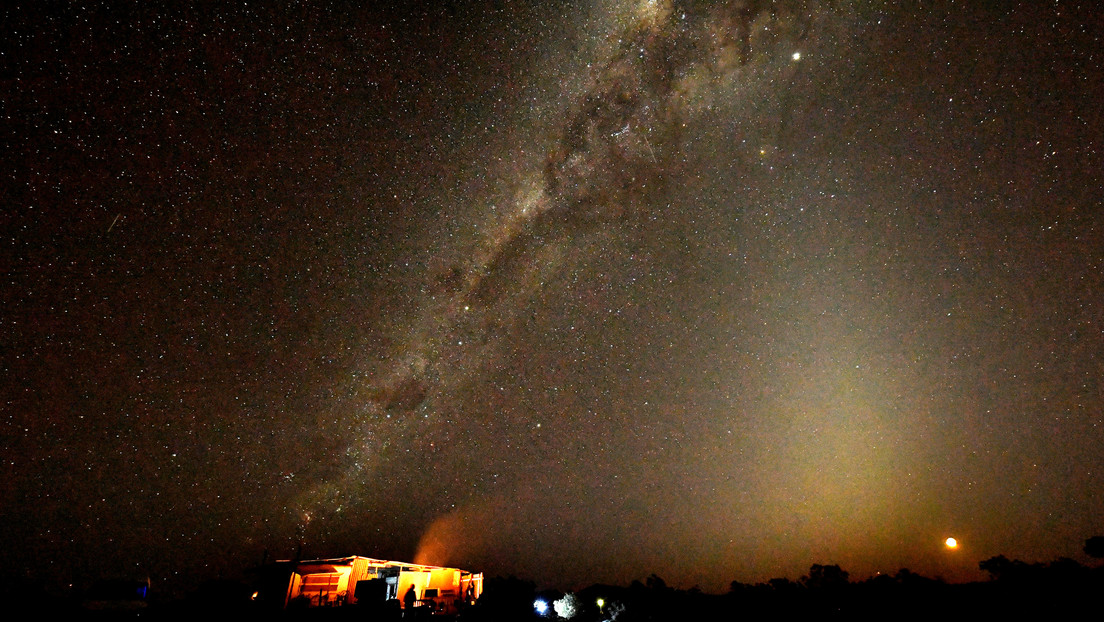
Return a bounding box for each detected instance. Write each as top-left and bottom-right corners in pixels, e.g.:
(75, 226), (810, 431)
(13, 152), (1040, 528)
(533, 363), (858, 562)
(403, 585), (417, 617)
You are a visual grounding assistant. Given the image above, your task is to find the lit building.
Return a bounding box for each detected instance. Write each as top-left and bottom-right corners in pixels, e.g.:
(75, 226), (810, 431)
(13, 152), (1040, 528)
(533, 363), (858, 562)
(281, 556), (482, 615)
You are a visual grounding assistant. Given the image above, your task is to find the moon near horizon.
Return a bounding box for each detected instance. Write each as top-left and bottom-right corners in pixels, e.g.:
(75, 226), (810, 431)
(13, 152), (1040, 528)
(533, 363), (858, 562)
(945, 538), (959, 549)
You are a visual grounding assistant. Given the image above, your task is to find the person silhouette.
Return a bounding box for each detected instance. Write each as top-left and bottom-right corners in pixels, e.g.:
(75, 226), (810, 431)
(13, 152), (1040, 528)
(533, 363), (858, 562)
(403, 584), (418, 616)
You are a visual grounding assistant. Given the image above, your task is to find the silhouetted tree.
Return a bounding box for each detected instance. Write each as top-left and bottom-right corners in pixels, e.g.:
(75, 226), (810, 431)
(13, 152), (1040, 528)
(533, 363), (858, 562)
(893, 567), (941, 588)
(894, 568), (916, 583)
(1045, 557), (1087, 584)
(468, 576), (537, 622)
(979, 555), (1046, 583)
(802, 564), (849, 590)
(765, 577), (800, 594)
(979, 554), (1013, 581)
(1084, 536), (1104, 559)
(644, 574), (667, 591)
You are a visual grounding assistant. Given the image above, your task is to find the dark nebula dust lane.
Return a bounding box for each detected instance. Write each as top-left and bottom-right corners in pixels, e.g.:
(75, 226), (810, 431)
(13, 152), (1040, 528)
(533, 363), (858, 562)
(3, 0), (1103, 594)
(295, 0), (834, 564)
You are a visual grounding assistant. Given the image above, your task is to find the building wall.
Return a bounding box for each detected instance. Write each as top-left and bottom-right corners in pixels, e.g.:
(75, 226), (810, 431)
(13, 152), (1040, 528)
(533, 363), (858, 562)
(283, 557), (481, 612)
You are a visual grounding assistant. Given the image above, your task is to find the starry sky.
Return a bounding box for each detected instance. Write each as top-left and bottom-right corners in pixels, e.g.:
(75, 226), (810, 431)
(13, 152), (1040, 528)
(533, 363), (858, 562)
(4, 0), (1103, 594)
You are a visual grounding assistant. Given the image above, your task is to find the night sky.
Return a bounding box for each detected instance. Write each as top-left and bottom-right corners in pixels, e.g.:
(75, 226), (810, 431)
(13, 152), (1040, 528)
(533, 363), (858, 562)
(4, 0), (1103, 594)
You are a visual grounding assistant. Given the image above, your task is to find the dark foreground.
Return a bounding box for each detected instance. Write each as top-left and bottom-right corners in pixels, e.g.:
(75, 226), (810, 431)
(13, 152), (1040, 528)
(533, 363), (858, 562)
(21, 559), (1104, 621)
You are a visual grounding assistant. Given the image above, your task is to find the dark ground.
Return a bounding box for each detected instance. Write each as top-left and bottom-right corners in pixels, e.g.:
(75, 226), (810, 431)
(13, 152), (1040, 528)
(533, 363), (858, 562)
(17, 557), (1104, 621)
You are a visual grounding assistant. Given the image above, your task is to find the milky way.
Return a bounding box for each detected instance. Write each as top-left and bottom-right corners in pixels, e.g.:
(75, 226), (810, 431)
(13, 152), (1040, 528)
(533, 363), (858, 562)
(291, 0), (836, 569)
